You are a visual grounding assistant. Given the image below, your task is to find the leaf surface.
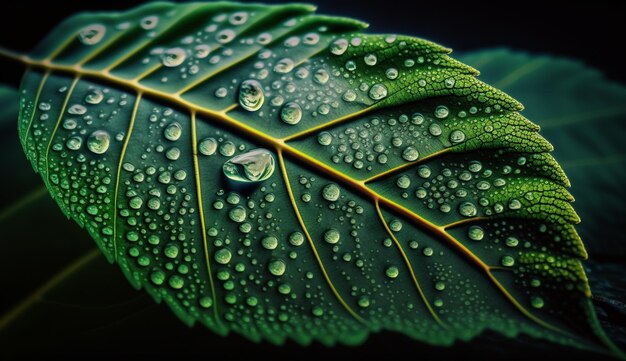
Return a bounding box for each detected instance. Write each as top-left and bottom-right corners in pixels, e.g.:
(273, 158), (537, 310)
(9, 1), (619, 354)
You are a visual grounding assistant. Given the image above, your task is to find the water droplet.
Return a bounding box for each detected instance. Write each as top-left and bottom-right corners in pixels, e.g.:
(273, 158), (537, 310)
(280, 102), (302, 125)
(423, 247), (434, 257)
(318, 131), (333, 146)
(238, 79), (264, 111)
(87, 130), (110, 154)
(444, 77), (456, 88)
(216, 29), (235, 44)
(397, 175), (411, 189)
(531, 296), (544, 309)
(368, 84), (388, 100)
(78, 24), (106, 45)
(505, 236), (519, 247)
(199, 138), (217, 155)
(162, 47), (186, 67)
(501, 255), (515, 267)
(364, 53), (377, 66)
(274, 58), (295, 73)
(85, 89), (104, 104)
(268, 259), (286, 276)
(164, 243), (179, 258)
(435, 281), (446, 291)
(402, 146), (419, 161)
(417, 165), (431, 178)
(468, 226), (484, 241)
(229, 206), (247, 223)
(262, 236), (278, 250)
(434, 105), (449, 119)
(313, 69), (330, 85)
(324, 229), (340, 244)
(345, 60), (356, 71)
(229, 11), (248, 25)
(140, 15), (159, 30)
(223, 148), (275, 183)
(165, 147), (180, 160)
(322, 183), (340, 201)
(449, 130), (465, 143)
(215, 248), (232, 264)
(199, 296), (213, 308)
(66, 136), (82, 150)
(164, 122), (182, 141)
(219, 141), (236, 156)
(508, 199), (522, 210)
(342, 90), (357, 102)
(385, 67), (398, 80)
(385, 266), (399, 279)
(389, 220), (402, 232)
(38, 102), (51, 111)
(358, 296), (370, 308)
(429, 123), (442, 136)
(68, 104), (86, 115)
(330, 38), (348, 55)
(129, 196), (143, 209)
(458, 202), (477, 217)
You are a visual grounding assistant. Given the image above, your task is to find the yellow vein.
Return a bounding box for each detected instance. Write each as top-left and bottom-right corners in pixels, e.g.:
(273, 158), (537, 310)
(112, 93), (142, 260)
(44, 31), (79, 63)
(103, 4), (206, 73)
(44, 76), (79, 186)
(277, 150), (367, 325)
(442, 216), (489, 230)
(18, 56), (569, 335)
(0, 248), (100, 331)
(363, 149), (450, 184)
(283, 106), (375, 142)
(494, 58), (547, 90)
(375, 200), (446, 328)
(191, 111), (226, 332)
(22, 70), (50, 144)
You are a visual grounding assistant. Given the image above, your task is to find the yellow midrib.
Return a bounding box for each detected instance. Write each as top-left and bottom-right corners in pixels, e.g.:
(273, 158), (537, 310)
(20, 55), (568, 336)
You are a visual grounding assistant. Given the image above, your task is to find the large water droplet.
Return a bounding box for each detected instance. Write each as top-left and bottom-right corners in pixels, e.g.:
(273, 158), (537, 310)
(449, 130), (465, 143)
(330, 38), (348, 55)
(324, 229), (340, 244)
(268, 259), (286, 276)
(318, 131), (333, 146)
(223, 148), (275, 183)
(262, 236), (278, 250)
(229, 206), (247, 223)
(280, 102), (302, 125)
(66, 136), (82, 150)
(402, 146), (419, 161)
(458, 202), (477, 217)
(322, 183), (340, 201)
(199, 138), (217, 155)
(368, 84), (388, 100)
(85, 89), (104, 104)
(78, 24), (106, 45)
(468, 226), (484, 241)
(87, 130), (110, 154)
(164, 122), (182, 141)
(162, 47), (186, 67)
(435, 105), (449, 119)
(274, 58), (294, 73)
(215, 248), (232, 264)
(238, 80), (264, 112)
(289, 232), (304, 246)
(364, 53), (377, 66)
(501, 255), (515, 267)
(385, 266), (399, 279)
(314, 69), (330, 85)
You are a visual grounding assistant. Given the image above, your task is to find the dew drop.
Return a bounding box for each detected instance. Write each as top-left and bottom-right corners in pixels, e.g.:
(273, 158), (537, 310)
(449, 130), (465, 143)
(68, 104), (87, 115)
(162, 47), (186, 67)
(238, 79), (264, 111)
(429, 123), (442, 136)
(85, 89), (104, 104)
(458, 202), (477, 217)
(330, 38), (348, 55)
(402, 146), (419, 161)
(508, 199), (522, 210)
(274, 58), (295, 73)
(215, 248), (232, 264)
(417, 165), (431, 178)
(164, 122), (182, 141)
(229, 206), (247, 223)
(468, 226), (484, 241)
(78, 24), (106, 45)
(505, 236), (519, 247)
(289, 232), (304, 246)
(324, 229), (340, 244)
(219, 141), (236, 156)
(87, 130), (110, 154)
(531, 296), (544, 309)
(199, 138), (218, 156)
(385, 266), (399, 279)
(318, 131), (333, 146)
(262, 236), (278, 250)
(322, 183), (340, 201)
(368, 84), (388, 101)
(66, 136), (82, 150)
(364, 53), (377, 66)
(268, 259), (286, 276)
(397, 175), (411, 189)
(223, 148), (275, 182)
(313, 68), (330, 85)
(385, 68), (399, 80)
(280, 102), (302, 125)
(501, 255), (515, 267)
(140, 15), (159, 30)
(358, 296), (370, 308)
(434, 105), (449, 119)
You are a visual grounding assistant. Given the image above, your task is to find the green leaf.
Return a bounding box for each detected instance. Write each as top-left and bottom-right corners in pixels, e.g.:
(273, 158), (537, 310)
(459, 49), (626, 257)
(6, 1), (621, 356)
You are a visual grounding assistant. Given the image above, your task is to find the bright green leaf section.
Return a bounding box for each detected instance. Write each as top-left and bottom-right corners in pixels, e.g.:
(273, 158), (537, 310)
(11, 1), (620, 355)
(459, 49), (626, 257)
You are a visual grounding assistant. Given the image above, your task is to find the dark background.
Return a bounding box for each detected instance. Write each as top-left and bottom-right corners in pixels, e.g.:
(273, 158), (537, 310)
(0, 0), (625, 360)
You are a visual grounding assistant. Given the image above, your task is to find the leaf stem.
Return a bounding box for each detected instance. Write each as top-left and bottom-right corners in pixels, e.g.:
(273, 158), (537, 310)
(0, 46), (29, 65)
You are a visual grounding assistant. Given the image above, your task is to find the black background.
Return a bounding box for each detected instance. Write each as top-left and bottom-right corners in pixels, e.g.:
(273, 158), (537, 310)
(0, 0), (624, 360)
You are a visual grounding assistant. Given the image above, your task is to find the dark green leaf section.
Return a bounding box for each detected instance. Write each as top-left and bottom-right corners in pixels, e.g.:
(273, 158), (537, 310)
(13, 1), (620, 355)
(459, 49), (626, 257)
